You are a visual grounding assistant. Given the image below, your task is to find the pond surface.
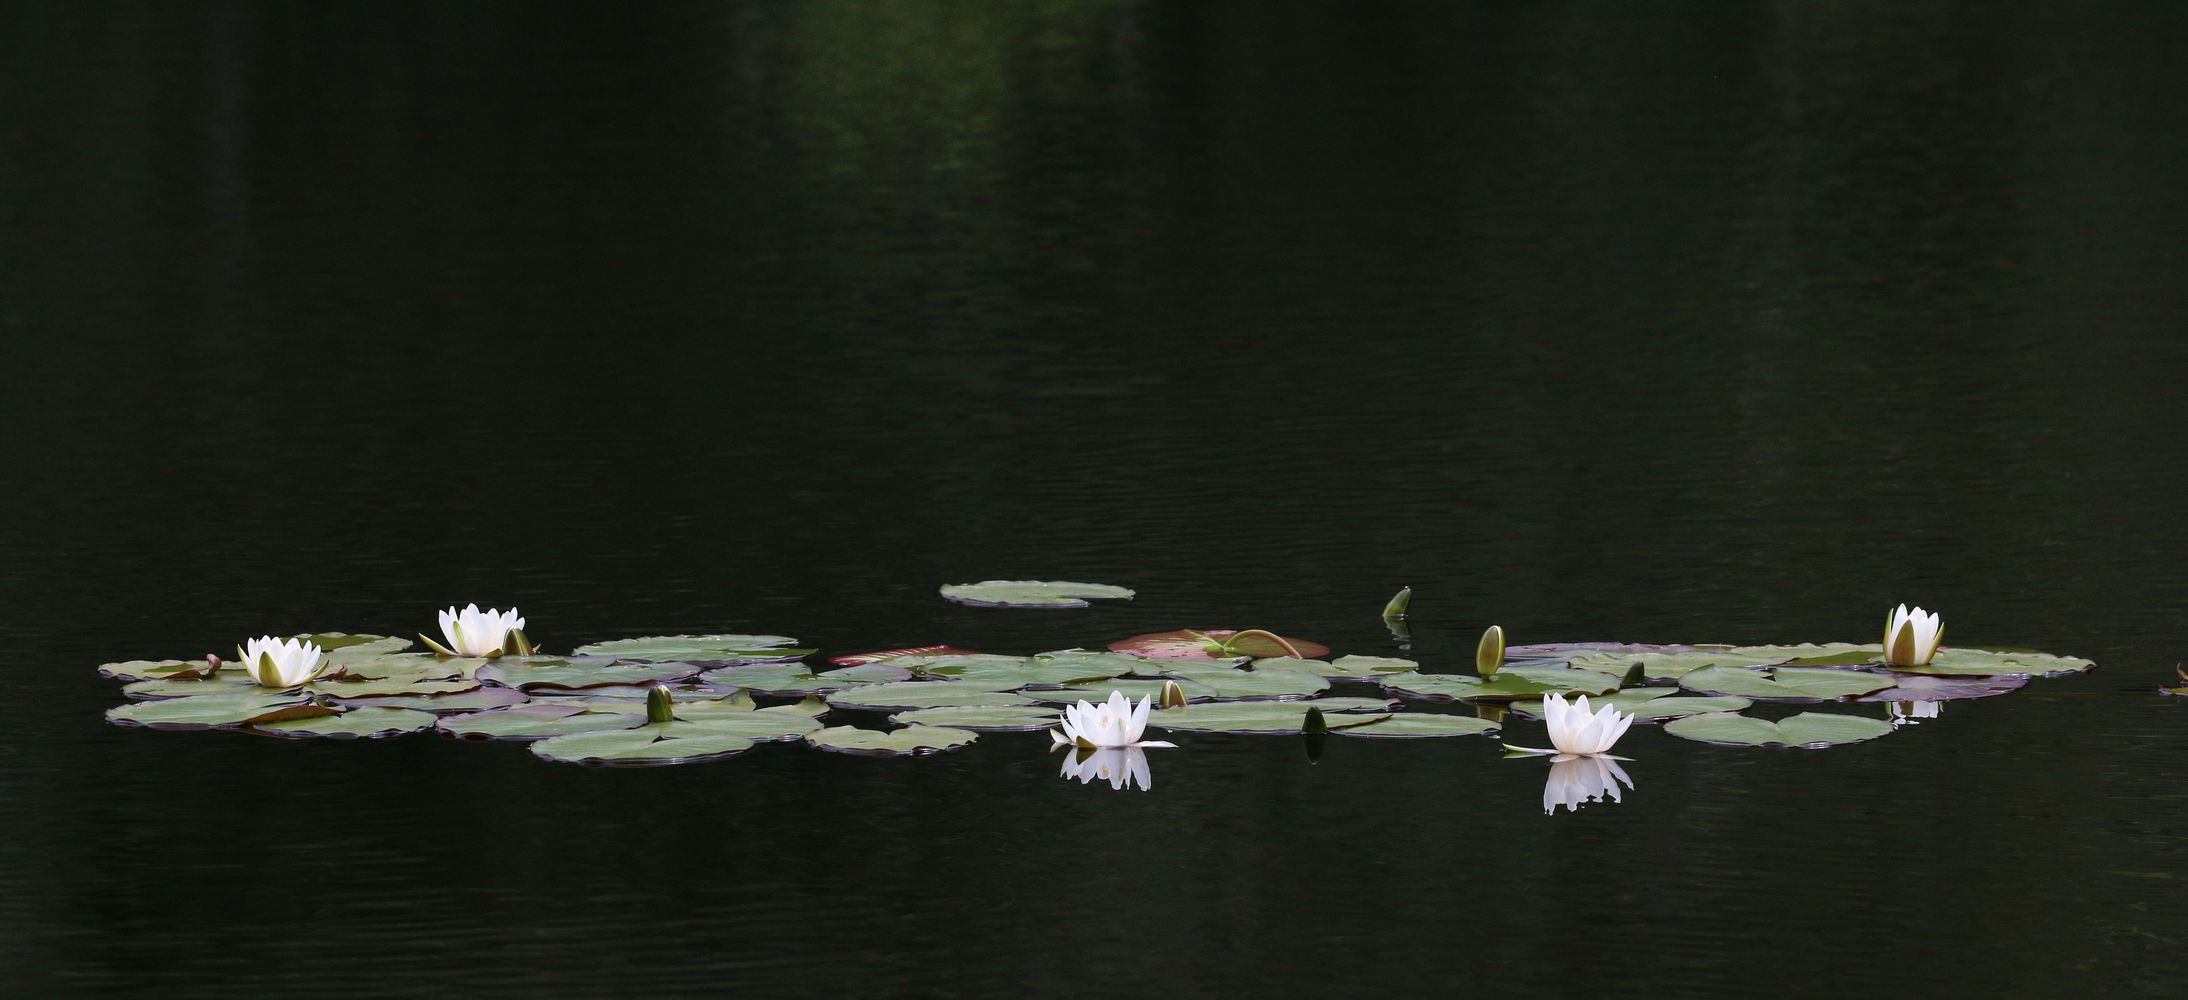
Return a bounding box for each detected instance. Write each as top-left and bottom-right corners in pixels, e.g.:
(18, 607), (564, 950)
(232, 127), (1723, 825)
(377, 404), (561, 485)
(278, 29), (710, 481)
(5, 3), (2188, 995)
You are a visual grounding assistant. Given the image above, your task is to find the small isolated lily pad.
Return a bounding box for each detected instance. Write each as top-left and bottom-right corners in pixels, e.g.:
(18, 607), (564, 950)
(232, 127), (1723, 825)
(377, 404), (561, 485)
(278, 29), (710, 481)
(531, 722), (757, 766)
(940, 580), (1135, 608)
(824, 681), (1040, 712)
(255, 706), (438, 739)
(569, 634), (808, 663)
(1892, 648), (2096, 677)
(1154, 664), (1331, 701)
(327, 686), (532, 714)
(1679, 666), (1895, 702)
(1328, 714), (1500, 739)
(1568, 649), (1789, 680)
(1663, 711), (1894, 749)
(1149, 701), (1392, 734)
(805, 725), (979, 756)
(1380, 666), (1621, 703)
(1508, 689), (1754, 723)
(1109, 630), (1332, 660)
(475, 659), (704, 691)
(436, 703), (647, 741)
(889, 705), (1060, 731)
(107, 694), (336, 731)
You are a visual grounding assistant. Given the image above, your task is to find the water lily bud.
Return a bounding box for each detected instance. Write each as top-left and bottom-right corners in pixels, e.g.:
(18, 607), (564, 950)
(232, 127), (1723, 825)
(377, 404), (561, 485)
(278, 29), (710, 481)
(1382, 586), (1412, 620)
(1618, 661), (1646, 688)
(646, 685), (675, 724)
(506, 629), (535, 657)
(1302, 706), (1328, 735)
(1159, 680), (1188, 709)
(1477, 625), (1505, 676)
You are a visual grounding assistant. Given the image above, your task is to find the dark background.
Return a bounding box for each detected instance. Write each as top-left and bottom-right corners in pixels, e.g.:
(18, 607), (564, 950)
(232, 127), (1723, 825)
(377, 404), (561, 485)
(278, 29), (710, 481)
(3, 2), (2185, 996)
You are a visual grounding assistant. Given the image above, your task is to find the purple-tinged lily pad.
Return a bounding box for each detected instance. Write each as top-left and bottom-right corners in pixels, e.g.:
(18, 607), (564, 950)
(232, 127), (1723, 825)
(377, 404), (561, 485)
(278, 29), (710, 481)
(1854, 673), (2029, 702)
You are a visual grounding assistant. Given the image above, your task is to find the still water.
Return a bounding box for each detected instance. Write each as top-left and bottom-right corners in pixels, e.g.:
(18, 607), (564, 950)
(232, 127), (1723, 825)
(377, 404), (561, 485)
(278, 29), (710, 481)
(4, 3), (2186, 995)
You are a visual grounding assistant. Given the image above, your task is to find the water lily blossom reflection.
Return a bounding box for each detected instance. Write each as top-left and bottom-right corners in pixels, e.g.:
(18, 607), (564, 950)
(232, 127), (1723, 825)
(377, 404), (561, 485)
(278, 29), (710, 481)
(1887, 700), (1942, 727)
(1505, 693), (1634, 758)
(1882, 604), (1943, 667)
(422, 604), (527, 658)
(241, 636), (326, 688)
(1542, 754), (1634, 815)
(1051, 691), (1177, 750)
(1059, 747), (1153, 791)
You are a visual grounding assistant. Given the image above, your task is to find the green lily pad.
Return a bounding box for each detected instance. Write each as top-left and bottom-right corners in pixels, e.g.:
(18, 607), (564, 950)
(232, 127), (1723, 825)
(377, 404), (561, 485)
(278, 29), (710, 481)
(255, 707), (438, 739)
(1663, 711), (1895, 749)
(1508, 689), (1755, 723)
(301, 633), (415, 656)
(805, 725), (980, 756)
(327, 686), (532, 714)
(123, 672), (263, 699)
(1153, 664), (1331, 701)
(1025, 678), (1221, 705)
(1679, 666), (1896, 702)
(107, 694), (336, 730)
(1380, 666), (1621, 703)
(824, 681), (1040, 712)
(1568, 649), (1791, 680)
(1279, 655), (1419, 679)
(827, 645), (984, 667)
(939, 580), (1135, 608)
(475, 659), (704, 691)
(324, 652), (491, 680)
(1149, 701), (1393, 734)
(569, 634), (808, 662)
(98, 659), (211, 682)
(435, 703), (647, 741)
(1717, 643), (1880, 667)
(889, 705), (1061, 731)
(1328, 714), (1500, 739)
(1032, 650), (1191, 674)
(306, 675), (483, 698)
(531, 722), (757, 766)
(698, 663), (901, 697)
(661, 708), (823, 742)
(1110, 630), (1333, 660)
(1891, 648), (2096, 677)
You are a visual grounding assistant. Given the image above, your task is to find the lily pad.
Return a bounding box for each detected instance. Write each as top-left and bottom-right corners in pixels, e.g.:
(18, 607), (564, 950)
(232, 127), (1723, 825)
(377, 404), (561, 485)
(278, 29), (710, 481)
(824, 681), (1041, 712)
(1891, 648), (2096, 677)
(1717, 643), (1879, 667)
(301, 633), (415, 656)
(657, 708), (823, 742)
(1679, 666), (1895, 702)
(804, 725), (979, 756)
(107, 694), (336, 730)
(1109, 630), (1332, 661)
(827, 645), (982, 667)
(123, 672), (263, 699)
(1508, 689), (1755, 723)
(1663, 711), (1894, 749)
(255, 706), (438, 739)
(889, 705), (1061, 731)
(327, 686), (533, 714)
(1506, 642), (1704, 657)
(1568, 649), (1791, 680)
(1258, 655), (1419, 679)
(531, 722), (757, 766)
(475, 659), (704, 691)
(940, 580), (1135, 608)
(1379, 666), (1621, 703)
(98, 659), (212, 682)
(1328, 714), (1500, 739)
(306, 675), (483, 698)
(323, 652), (490, 680)
(698, 663), (903, 697)
(1153, 664), (1331, 701)
(569, 634), (808, 663)
(1855, 673), (2029, 702)
(912, 656), (1129, 689)
(436, 703), (647, 741)
(1149, 701), (1393, 734)
(1026, 678), (1222, 705)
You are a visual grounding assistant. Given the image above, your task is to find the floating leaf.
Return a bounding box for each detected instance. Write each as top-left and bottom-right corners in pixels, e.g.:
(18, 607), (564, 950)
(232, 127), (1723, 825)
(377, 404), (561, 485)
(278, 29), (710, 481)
(824, 681), (1041, 712)
(327, 686), (532, 714)
(1151, 664), (1331, 701)
(1508, 689), (1755, 723)
(107, 694), (335, 731)
(940, 580), (1135, 608)
(1379, 666), (1620, 703)
(301, 633), (415, 656)
(531, 722), (757, 766)
(1717, 643), (1879, 666)
(436, 703), (647, 741)
(306, 675), (483, 699)
(1257, 655), (1418, 680)
(1889, 648), (2095, 678)
(804, 725), (979, 756)
(1679, 666), (1895, 702)
(1149, 701), (1392, 734)
(255, 707), (438, 739)
(1329, 714), (1500, 739)
(1108, 630), (1331, 660)
(1026, 678), (1222, 705)
(827, 645), (982, 667)
(1568, 649), (1789, 681)
(1854, 673), (2029, 702)
(905, 655), (1128, 689)
(1505, 642), (1704, 657)
(475, 659), (705, 691)
(888, 705), (1060, 731)
(123, 672), (261, 699)
(569, 634), (808, 663)
(322, 652), (489, 680)
(698, 662), (903, 697)
(98, 659), (209, 682)
(1663, 711), (1894, 749)
(656, 707), (822, 742)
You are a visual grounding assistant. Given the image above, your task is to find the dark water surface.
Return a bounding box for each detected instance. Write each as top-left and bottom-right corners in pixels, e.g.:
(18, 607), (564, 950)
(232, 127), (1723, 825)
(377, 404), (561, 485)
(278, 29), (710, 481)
(5, 2), (2187, 995)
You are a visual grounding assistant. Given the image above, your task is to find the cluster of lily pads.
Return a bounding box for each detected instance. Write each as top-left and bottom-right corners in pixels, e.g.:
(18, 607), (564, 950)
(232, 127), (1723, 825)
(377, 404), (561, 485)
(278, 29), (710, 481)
(95, 591), (2095, 814)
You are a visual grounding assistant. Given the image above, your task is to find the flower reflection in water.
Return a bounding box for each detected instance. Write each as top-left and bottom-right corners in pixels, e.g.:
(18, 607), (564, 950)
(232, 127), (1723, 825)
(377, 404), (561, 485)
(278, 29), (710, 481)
(1541, 754), (1634, 815)
(1887, 700), (1942, 727)
(1058, 746), (1153, 791)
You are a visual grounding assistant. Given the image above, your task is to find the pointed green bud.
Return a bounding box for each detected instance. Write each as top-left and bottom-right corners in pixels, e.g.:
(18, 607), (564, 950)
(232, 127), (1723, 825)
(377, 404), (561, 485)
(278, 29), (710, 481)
(506, 629), (534, 657)
(1381, 586), (1412, 620)
(1302, 705), (1328, 735)
(1619, 661), (1647, 688)
(645, 685), (676, 724)
(1476, 625), (1505, 676)
(1159, 680), (1188, 709)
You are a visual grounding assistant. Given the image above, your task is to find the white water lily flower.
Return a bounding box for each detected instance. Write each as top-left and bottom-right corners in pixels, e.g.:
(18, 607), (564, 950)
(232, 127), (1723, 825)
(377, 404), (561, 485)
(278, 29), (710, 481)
(426, 604), (526, 657)
(1059, 747), (1153, 791)
(1506, 692), (1634, 757)
(1049, 690), (1177, 750)
(242, 636), (325, 688)
(1542, 754), (1634, 815)
(1887, 700), (1942, 727)
(1882, 604), (1943, 667)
